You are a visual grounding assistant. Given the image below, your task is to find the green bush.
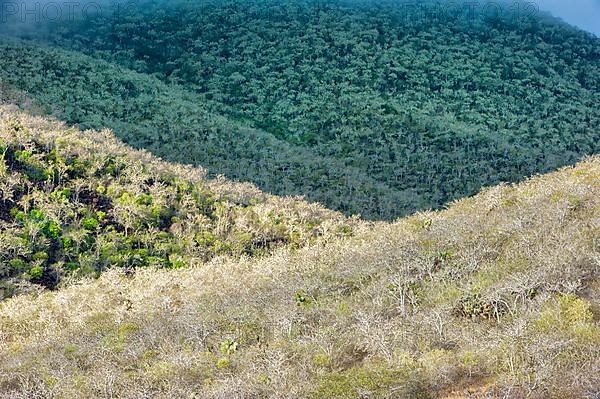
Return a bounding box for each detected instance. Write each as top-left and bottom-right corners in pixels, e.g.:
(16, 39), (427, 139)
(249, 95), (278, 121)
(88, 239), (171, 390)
(28, 265), (45, 280)
(312, 366), (429, 399)
(82, 217), (100, 231)
(536, 294), (597, 336)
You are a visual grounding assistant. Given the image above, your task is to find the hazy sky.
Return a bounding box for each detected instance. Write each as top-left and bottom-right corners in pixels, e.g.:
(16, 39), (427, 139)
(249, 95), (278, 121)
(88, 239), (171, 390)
(0, 0), (598, 37)
(535, 0), (600, 36)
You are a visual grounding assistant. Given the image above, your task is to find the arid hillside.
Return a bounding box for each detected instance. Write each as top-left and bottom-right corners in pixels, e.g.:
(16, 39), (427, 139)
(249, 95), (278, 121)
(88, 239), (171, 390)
(0, 106), (598, 398)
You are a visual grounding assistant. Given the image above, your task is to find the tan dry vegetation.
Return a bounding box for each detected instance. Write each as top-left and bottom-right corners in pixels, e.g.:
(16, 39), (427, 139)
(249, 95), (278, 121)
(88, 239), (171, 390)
(0, 105), (361, 296)
(0, 107), (599, 398)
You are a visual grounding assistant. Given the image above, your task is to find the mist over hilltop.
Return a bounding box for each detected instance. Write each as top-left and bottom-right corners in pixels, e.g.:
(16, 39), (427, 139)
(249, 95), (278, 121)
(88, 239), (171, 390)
(0, 0), (598, 37)
(536, 0), (600, 36)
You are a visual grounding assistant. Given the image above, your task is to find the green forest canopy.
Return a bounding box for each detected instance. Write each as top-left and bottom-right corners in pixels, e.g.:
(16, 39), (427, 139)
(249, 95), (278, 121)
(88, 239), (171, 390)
(2, 0), (599, 219)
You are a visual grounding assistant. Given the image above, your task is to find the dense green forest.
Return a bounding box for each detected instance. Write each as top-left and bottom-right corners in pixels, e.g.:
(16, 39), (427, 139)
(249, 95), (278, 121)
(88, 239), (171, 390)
(2, 0), (599, 220)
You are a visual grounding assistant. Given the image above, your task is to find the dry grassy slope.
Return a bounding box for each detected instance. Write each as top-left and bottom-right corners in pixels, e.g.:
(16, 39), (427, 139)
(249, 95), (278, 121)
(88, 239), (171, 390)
(0, 107), (599, 398)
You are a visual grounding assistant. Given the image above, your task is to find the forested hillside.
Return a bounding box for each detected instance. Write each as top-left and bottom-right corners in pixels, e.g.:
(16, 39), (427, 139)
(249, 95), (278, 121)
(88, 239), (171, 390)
(0, 1), (599, 397)
(0, 41), (422, 218)
(0, 106), (598, 398)
(1, 0), (598, 219)
(0, 0), (600, 399)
